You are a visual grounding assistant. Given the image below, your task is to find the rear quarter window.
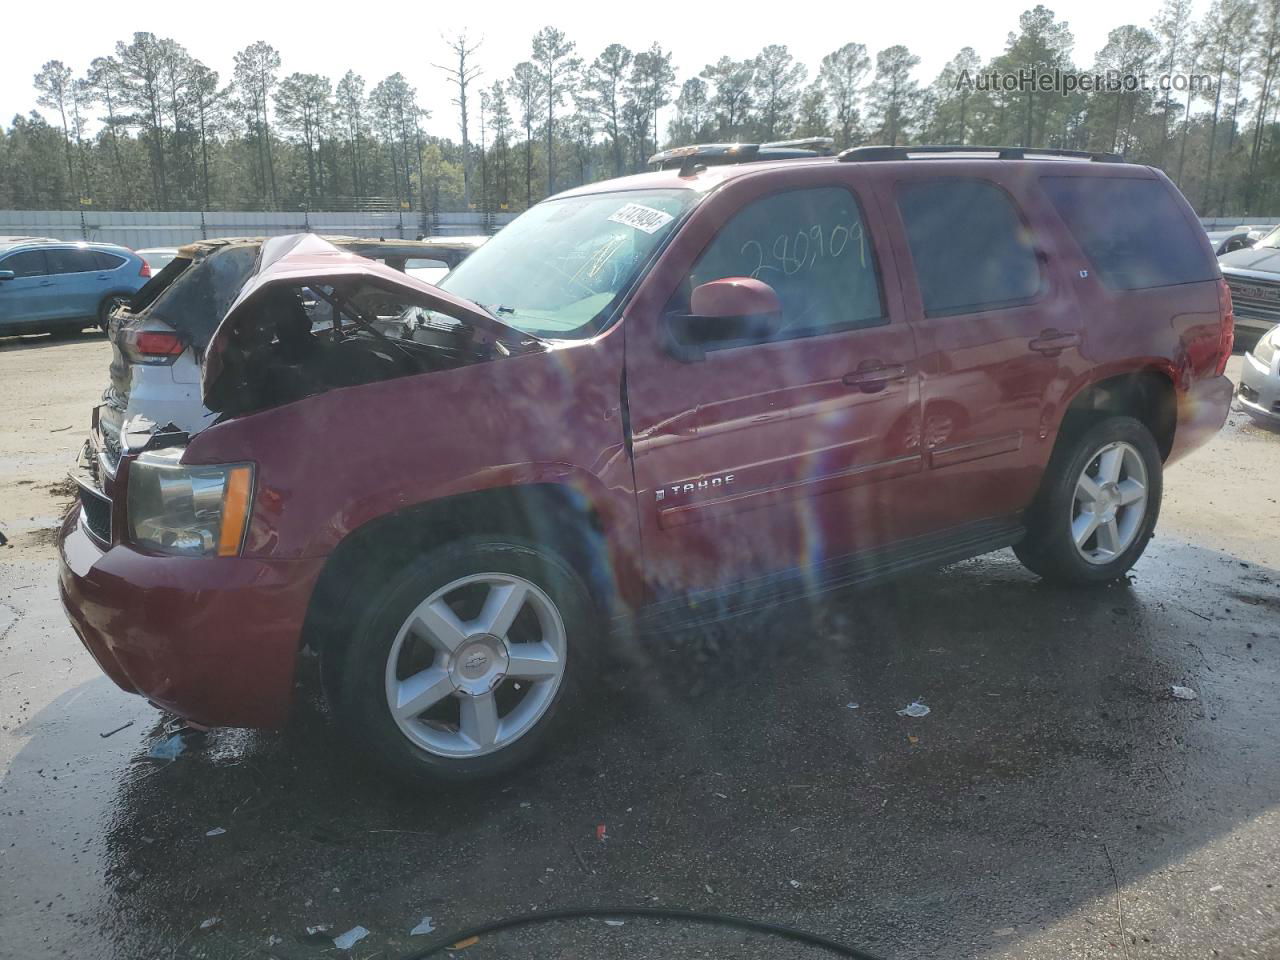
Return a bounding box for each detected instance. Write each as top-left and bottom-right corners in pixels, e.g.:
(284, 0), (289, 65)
(1041, 176), (1217, 290)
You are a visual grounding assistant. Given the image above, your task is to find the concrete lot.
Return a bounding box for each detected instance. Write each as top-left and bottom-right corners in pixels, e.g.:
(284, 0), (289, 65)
(1, 332), (1278, 959)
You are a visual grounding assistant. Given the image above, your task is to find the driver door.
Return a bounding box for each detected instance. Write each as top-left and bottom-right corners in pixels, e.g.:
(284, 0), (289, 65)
(623, 172), (921, 599)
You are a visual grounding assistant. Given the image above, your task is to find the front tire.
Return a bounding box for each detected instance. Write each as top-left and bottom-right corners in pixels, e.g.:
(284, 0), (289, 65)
(1015, 416), (1162, 584)
(327, 537), (596, 785)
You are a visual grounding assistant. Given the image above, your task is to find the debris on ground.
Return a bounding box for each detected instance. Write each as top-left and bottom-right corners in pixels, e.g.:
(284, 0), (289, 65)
(1171, 685), (1199, 701)
(302, 924), (331, 942)
(603, 919), (625, 927)
(205, 827), (226, 837)
(789, 879), (801, 889)
(845, 702), (860, 710)
(198, 917), (221, 931)
(451, 935), (480, 949)
(266, 935), (282, 946)
(332, 926), (369, 950)
(99, 720), (134, 738)
(146, 734), (187, 763)
(896, 701), (931, 718)
(596, 823), (607, 841)
(410, 916), (436, 936)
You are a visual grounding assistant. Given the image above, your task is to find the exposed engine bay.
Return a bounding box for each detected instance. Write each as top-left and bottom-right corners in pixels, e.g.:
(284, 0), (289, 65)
(205, 279), (507, 418)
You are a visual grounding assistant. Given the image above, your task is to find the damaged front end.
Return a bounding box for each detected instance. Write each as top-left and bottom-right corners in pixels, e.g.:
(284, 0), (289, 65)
(201, 233), (546, 419)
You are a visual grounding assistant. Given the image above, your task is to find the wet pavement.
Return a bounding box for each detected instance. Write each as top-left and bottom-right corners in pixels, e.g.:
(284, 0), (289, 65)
(2, 338), (1279, 959)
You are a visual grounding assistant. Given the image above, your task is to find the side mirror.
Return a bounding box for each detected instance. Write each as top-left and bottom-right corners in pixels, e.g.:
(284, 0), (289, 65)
(664, 277), (784, 361)
(0, 270), (14, 282)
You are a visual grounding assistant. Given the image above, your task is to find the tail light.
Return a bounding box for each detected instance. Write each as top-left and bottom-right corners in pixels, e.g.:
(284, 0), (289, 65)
(121, 327), (186, 365)
(1216, 279), (1235, 376)
(139, 260), (152, 278)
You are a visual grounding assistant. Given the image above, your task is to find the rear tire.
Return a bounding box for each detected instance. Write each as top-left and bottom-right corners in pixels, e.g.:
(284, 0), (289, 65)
(1014, 416), (1162, 584)
(325, 536), (597, 785)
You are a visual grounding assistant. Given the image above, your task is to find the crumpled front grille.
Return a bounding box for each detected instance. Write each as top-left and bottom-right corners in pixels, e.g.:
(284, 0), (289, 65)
(79, 487), (111, 543)
(1225, 275), (1280, 323)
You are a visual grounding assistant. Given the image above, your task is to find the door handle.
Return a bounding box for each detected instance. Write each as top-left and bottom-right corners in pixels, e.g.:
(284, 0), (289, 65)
(842, 362), (908, 391)
(1028, 329), (1080, 354)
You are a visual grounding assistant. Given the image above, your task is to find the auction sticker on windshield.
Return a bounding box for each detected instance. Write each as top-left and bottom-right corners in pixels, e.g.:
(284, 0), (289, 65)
(608, 202), (675, 234)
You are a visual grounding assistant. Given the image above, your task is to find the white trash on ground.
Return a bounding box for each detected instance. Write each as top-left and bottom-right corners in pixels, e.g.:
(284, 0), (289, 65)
(1171, 685), (1199, 701)
(410, 916), (436, 936)
(333, 925), (370, 950)
(896, 701), (931, 718)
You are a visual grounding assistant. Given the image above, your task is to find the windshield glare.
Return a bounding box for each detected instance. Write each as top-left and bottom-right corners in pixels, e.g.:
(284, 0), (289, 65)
(437, 189), (695, 339)
(1258, 225), (1280, 248)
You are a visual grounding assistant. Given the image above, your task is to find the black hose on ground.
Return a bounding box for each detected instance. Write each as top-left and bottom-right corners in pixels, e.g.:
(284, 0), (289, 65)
(401, 905), (889, 959)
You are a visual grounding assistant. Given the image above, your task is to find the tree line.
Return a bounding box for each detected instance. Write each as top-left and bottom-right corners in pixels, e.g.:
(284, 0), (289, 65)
(3, 1), (1280, 216)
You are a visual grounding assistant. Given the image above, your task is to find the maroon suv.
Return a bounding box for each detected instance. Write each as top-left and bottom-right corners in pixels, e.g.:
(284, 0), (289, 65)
(58, 146), (1234, 783)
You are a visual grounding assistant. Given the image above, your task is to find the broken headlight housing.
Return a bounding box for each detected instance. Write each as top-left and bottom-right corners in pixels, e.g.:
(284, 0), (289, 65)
(126, 447), (254, 557)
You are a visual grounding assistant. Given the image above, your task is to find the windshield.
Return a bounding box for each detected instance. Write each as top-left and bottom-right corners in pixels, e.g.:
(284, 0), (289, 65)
(437, 189), (695, 339)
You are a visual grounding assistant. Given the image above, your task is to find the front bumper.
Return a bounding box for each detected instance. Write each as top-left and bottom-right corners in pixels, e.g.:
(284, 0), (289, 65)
(1237, 347), (1280, 422)
(1167, 374), (1234, 465)
(57, 511), (326, 728)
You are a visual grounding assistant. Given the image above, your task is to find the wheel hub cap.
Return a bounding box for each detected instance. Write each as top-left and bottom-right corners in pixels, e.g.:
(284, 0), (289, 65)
(451, 634), (509, 695)
(1071, 440), (1149, 565)
(383, 572), (568, 759)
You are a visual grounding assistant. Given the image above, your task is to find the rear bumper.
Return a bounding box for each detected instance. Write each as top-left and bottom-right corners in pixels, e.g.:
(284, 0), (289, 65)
(1238, 349), (1280, 422)
(1167, 374), (1233, 465)
(57, 511), (326, 728)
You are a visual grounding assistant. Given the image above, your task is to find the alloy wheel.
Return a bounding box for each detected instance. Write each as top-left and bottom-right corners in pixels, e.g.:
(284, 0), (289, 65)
(383, 573), (567, 758)
(1070, 440), (1149, 564)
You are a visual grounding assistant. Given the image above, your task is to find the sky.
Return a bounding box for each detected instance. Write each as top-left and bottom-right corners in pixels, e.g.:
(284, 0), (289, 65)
(4, 0), (1196, 142)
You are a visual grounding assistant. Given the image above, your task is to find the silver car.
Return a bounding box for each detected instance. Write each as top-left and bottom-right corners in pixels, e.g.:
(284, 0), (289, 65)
(97, 236), (487, 478)
(1237, 322), (1280, 425)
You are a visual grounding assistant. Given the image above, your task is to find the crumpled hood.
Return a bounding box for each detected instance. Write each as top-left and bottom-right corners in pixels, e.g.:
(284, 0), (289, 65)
(201, 233), (528, 407)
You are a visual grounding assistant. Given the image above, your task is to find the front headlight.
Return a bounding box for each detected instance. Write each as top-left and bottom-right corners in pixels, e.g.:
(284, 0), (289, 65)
(1254, 327), (1278, 368)
(126, 447), (254, 556)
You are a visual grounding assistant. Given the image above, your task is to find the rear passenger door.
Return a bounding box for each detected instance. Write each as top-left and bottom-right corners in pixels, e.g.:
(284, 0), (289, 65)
(46, 248), (110, 321)
(887, 173), (1080, 531)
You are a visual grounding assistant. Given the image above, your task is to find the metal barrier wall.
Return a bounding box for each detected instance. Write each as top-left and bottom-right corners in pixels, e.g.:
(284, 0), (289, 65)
(0, 210), (517, 249)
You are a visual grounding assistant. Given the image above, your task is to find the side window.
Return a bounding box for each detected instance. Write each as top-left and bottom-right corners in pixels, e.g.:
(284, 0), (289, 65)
(94, 251), (126, 270)
(2, 250), (49, 277)
(679, 186), (885, 343)
(898, 179), (1042, 316)
(404, 258), (450, 271)
(1041, 176), (1217, 290)
(47, 249), (101, 274)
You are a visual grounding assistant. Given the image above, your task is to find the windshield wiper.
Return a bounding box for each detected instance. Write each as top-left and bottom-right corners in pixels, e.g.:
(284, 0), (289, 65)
(480, 304), (550, 345)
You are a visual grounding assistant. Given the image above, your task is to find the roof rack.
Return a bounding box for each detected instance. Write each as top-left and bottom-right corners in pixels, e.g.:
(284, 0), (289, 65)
(837, 144), (1124, 163)
(649, 138), (835, 176)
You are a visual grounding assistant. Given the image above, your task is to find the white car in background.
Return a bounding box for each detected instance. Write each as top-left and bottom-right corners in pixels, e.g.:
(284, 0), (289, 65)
(1237, 323), (1280, 426)
(404, 236), (488, 284)
(136, 247), (180, 273)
